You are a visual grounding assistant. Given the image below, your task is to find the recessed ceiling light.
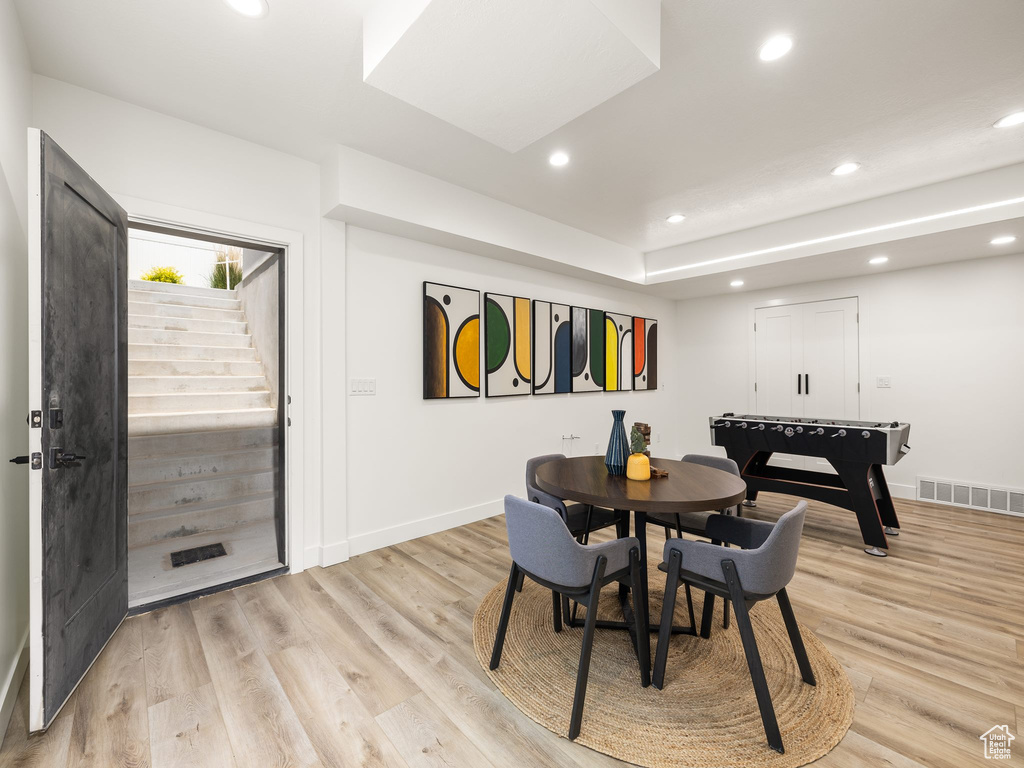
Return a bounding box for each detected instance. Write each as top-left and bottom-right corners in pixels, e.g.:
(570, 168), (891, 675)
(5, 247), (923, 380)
(990, 235), (1017, 245)
(224, 0), (269, 17)
(730, 279), (745, 287)
(831, 162), (861, 176)
(548, 151), (570, 167)
(994, 112), (1024, 129)
(666, 213), (686, 224)
(758, 35), (793, 62)
(868, 255), (889, 265)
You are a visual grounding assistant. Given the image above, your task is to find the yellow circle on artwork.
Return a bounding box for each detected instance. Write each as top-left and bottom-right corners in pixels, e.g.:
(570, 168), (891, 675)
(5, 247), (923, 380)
(455, 317), (480, 390)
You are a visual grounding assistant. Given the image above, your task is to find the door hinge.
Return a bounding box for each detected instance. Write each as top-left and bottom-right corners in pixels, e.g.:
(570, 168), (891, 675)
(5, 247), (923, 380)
(856, 312), (859, 322)
(753, 322), (757, 332)
(857, 382), (860, 392)
(29, 410), (42, 428)
(754, 382), (758, 392)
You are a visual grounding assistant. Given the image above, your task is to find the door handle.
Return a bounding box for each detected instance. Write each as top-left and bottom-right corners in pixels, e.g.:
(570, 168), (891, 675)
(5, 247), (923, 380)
(9, 455), (29, 464)
(10, 453), (43, 469)
(804, 373), (809, 395)
(797, 374), (801, 395)
(49, 448), (87, 469)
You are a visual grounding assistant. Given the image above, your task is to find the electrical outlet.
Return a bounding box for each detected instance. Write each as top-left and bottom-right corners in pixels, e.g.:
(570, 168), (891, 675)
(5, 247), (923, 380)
(349, 378), (376, 396)
(876, 376), (892, 389)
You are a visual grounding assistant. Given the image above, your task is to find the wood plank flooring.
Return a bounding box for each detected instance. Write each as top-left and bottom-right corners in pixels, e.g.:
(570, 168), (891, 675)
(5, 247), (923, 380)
(2, 494), (1022, 767)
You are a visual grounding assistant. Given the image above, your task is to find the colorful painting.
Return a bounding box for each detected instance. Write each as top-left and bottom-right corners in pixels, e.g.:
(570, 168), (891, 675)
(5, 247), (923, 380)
(604, 312), (633, 392)
(532, 300), (571, 395)
(485, 293), (531, 396)
(423, 282), (480, 399)
(571, 306), (605, 392)
(633, 317), (658, 390)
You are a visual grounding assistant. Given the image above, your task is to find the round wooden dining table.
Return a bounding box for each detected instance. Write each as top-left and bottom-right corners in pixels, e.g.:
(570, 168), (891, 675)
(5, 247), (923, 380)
(534, 455), (747, 655)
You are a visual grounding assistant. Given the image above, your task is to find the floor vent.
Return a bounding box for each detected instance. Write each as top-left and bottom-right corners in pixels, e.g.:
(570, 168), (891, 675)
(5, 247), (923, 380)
(170, 542), (227, 568)
(918, 477), (1024, 517)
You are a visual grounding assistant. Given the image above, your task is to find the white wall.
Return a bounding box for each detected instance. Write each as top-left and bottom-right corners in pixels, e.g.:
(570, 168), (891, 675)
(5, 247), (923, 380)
(672, 253), (1024, 497)
(31, 76), (327, 566)
(0, 0), (32, 740)
(340, 227), (677, 554)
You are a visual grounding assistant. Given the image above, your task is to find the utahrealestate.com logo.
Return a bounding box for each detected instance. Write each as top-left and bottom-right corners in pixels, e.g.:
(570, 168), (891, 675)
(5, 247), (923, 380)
(980, 725), (1015, 760)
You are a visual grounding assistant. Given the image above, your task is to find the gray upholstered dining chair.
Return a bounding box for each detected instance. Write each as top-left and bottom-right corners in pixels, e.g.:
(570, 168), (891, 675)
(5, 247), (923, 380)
(490, 495), (651, 741)
(526, 454), (622, 543)
(652, 501), (814, 754)
(644, 454), (744, 629)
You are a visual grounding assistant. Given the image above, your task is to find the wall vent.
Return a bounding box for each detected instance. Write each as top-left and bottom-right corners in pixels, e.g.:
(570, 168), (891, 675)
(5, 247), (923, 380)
(917, 477), (1024, 517)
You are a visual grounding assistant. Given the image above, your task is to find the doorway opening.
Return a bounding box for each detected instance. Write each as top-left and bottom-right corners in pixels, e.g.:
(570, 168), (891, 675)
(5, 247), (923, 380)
(125, 224), (286, 608)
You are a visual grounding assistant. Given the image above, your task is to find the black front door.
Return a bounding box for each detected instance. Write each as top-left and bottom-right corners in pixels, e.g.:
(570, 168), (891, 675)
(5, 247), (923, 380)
(27, 130), (128, 731)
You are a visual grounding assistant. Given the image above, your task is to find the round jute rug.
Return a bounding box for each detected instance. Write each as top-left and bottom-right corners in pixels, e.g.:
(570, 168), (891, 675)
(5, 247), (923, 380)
(473, 566), (854, 768)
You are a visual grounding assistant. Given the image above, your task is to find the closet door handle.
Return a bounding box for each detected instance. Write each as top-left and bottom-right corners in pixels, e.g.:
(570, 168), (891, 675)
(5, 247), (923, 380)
(797, 374), (802, 395)
(804, 374), (809, 395)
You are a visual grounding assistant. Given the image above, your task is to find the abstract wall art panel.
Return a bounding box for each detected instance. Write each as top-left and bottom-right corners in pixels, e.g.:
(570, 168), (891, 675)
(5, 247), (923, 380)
(604, 312), (633, 392)
(485, 292), (531, 396)
(633, 317), (658, 390)
(532, 300), (571, 395)
(571, 306), (605, 392)
(423, 281), (480, 399)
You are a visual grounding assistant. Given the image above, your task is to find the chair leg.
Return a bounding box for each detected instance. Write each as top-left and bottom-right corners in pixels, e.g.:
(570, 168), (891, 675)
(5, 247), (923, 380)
(568, 557), (606, 740)
(675, 514), (684, 539)
(629, 548), (651, 687)
(490, 563), (520, 670)
(777, 588), (815, 685)
(712, 539), (731, 631)
(515, 570), (525, 593)
(700, 592), (716, 638)
(684, 583), (696, 630)
(652, 549), (682, 689)
(561, 594), (572, 625)
(722, 560), (784, 754)
(552, 590), (563, 633)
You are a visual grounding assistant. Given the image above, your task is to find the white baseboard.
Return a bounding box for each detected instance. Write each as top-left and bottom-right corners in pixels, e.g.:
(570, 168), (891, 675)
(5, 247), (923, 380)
(889, 483), (916, 500)
(0, 631), (29, 749)
(300, 540), (351, 571)
(348, 498), (504, 557)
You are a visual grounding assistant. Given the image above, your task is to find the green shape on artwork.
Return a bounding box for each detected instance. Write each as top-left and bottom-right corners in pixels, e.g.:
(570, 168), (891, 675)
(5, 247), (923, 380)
(486, 298), (510, 373)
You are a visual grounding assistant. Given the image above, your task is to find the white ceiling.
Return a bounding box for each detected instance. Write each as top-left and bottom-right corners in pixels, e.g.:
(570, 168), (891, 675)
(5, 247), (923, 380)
(14, 0), (1024, 253)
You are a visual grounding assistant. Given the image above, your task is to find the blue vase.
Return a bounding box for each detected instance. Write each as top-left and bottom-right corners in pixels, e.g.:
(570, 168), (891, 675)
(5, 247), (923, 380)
(605, 410), (628, 476)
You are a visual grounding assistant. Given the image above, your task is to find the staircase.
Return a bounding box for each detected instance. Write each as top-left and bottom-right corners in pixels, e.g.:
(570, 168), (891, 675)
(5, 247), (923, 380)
(126, 279), (281, 607)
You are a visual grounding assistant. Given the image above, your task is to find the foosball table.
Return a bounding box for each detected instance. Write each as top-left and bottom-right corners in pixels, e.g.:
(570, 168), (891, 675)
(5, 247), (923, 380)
(709, 414), (911, 556)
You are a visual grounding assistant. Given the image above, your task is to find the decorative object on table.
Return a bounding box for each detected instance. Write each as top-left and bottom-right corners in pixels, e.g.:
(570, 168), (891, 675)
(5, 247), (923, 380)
(532, 300), (572, 394)
(650, 467), (670, 478)
(626, 425), (651, 481)
(485, 292), (531, 397)
(604, 311), (633, 391)
(632, 317), (658, 390)
(571, 306), (605, 392)
(423, 281), (480, 399)
(605, 409), (629, 475)
(473, 559), (855, 768)
(632, 421), (652, 456)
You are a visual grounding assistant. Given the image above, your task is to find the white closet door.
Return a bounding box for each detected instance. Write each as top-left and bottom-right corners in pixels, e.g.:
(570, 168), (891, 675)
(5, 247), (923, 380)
(802, 297), (859, 472)
(754, 304), (804, 469)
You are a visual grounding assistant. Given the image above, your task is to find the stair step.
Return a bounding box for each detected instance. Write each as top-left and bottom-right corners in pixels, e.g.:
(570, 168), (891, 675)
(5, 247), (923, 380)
(129, 427), (277, 459)
(128, 314), (248, 335)
(129, 466), (277, 514)
(129, 391), (273, 415)
(129, 375), (268, 395)
(129, 408), (278, 435)
(128, 519), (280, 608)
(129, 343), (257, 362)
(128, 280), (237, 300)
(128, 328), (253, 349)
(128, 289), (240, 311)
(129, 445), (276, 485)
(128, 300), (244, 323)
(129, 492), (275, 547)
(128, 359), (265, 377)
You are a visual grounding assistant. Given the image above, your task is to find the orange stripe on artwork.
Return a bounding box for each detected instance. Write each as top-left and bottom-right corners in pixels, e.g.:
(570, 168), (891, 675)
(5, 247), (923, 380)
(514, 297), (531, 381)
(634, 317), (645, 375)
(424, 299), (447, 397)
(454, 316), (480, 390)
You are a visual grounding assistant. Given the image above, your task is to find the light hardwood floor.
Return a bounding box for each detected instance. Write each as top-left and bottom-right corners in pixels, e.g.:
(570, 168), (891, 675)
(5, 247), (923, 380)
(2, 493), (1023, 767)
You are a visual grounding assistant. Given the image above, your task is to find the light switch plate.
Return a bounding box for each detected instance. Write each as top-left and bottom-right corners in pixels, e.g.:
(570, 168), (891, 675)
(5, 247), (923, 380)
(349, 378), (376, 396)
(876, 376), (892, 388)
